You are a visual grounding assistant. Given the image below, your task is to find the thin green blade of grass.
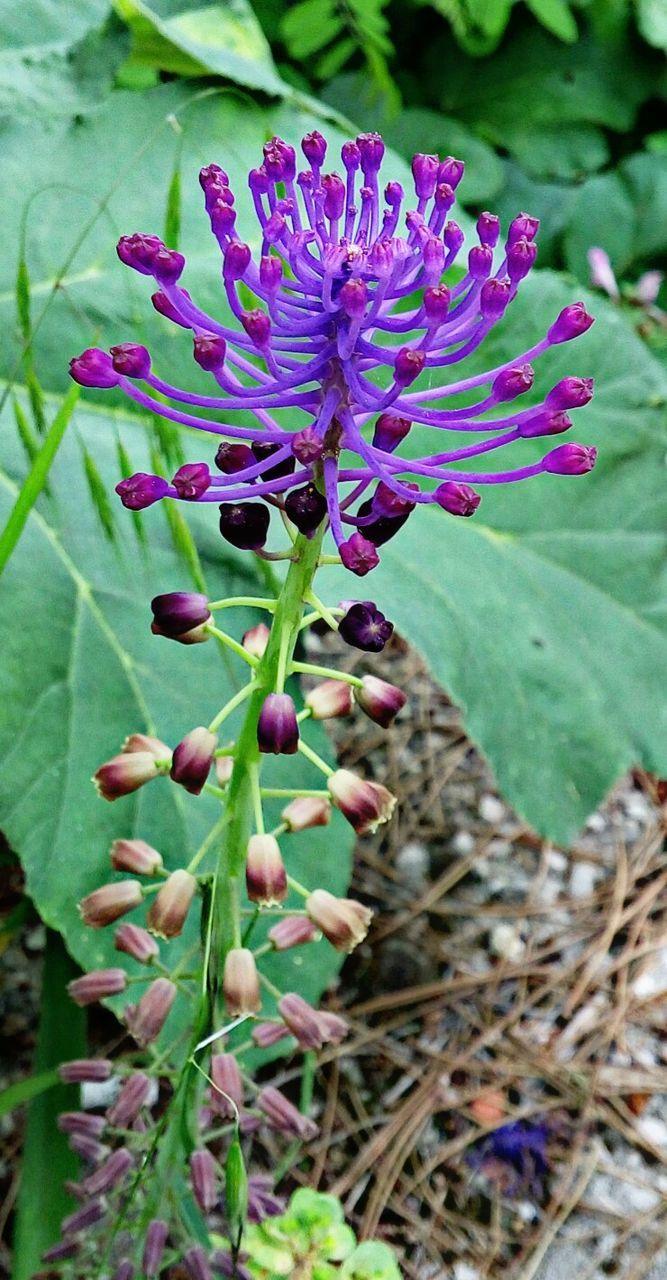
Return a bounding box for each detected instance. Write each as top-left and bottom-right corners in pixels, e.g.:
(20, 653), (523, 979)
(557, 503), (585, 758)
(116, 436), (148, 544)
(81, 441), (117, 541)
(0, 1070), (59, 1120)
(12, 397), (40, 466)
(165, 161), (182, 249)
(15, 255), (47, 434)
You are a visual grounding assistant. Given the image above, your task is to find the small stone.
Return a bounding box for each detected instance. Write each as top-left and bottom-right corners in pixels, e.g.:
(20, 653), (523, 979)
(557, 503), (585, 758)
(395, 841), (429, 888)
(453, 1264), (481, 1280)
(569, 861), (600, 898)
(490, 923), (525, 962)
(25, 925), (46, 951)
(631, 948), (667, 999)
(547, 849), (568, 872)
(450, 830), (475, 856)
(479, 794), (505, 824)
(636, 1116), (667, 1148)
(585, 812), (606, 833)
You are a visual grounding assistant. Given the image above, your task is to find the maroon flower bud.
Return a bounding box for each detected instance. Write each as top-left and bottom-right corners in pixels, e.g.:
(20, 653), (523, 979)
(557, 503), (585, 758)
(69, 348), (119, 388)
(210, 1053), (244, 1118)
(110, 343), (151, 379)
(250, 441), (296, 480)
(200, 161), (229, 191)
(242, 622), (270, 658)
(170, 726), (217, 794)
(327, 768), (396, 835)
(106, 1072), (152, 1126)
(219, 501), (270, 551)
(125, 977), (177, 1045)
(302, 130), (327, 167)
(61, 1198), (108, 1235)
(372, 414), (411, 453)
(424, 285), (451, 324)
(281, 795), (331, 832)
(152, 288), (192, 327)
(338, 601), (393, 652)
(259, 253), (282, 292)
(268, 916), (319, 950)
(507, 236), (538, 282)
(257, 692), (299, 755)
(172, 462), (211, 500)
(339, 533), (380, 576)
(480, 276), (511, 320)
(468, 245), (493, 281)
(68, 968), (128, 1006)
(544, 443), (597, 474)
(355, 674), (406, 727)
(223, 948), (261, 1015)
(548, 302), (595, 343)
(356, 131), (384, 172)
(115, 473), (169, 510)
(245, 834), (287, 905)
(252, 1022), (290, 1048)
(122, 733), (171, 759)
(114, 922), (159, 964)
(83, 1148), (133, 1196)
(257, 1086), (318, 1139)
(150, 591), (212, 643)
(223, 241), (252, 280)
(545, 376), (594, 410)
(190, 1150), (218, 1213)
(241, 308), (271, 348)
(185, 1247), (213, 1280)
(518, 410), (572, 438)
(292, 426), (324, 464)
(152, 246), (186, 285)
(142, 1220), (169, 1276)
(384, 177), (402, 203)
(117, 232), (164, 275)
(57, 1112), (106, 1137)
(477, 211), (501, 247)
(493, 364), (534, 402)
(339, 278), (368, 318)
(412, 152), (439, 199)
(284, 483), (327, 537)
(248, 165), (269, 194)
(305, 679), (353, 720)
(322, 173), (346, 220)
(435, 481), (481, 517)
(111, 838), (164, 875)
(215, 441), (254, 473)
(278, 991), (348, 1049)
(438, 156), (464, 188)
(94, 751), (162, 801)
(507, 211), (540, 245)
(263, 136), (296, 182)
(194, 333), (226, 371)
(394, 346), (425, 386)
(371, 481), (417, 520)
(58, 1059), (113, 1084)
(306, 888), (372, 952)
(147, 869), (197, 938)
(79, 880), (143, 928)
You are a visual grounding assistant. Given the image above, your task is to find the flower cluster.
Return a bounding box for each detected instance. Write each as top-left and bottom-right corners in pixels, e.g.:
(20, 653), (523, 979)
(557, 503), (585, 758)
(70, 131), (596, 576)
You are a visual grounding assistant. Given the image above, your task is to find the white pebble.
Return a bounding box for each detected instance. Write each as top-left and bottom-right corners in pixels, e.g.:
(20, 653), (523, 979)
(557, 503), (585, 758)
(631, 948), (667, 999)
(585, 812), (606, 833)
(570, 861), (600, 898)
(453, 1264), (481, 1280)
(396, 840), (429, 886)
(547, 849), (568, 873)
(490, 923), (526, 962)
(479, 794), (505, 824)
(636, 1116), (667, 1148)
(450, 830), (475, 856)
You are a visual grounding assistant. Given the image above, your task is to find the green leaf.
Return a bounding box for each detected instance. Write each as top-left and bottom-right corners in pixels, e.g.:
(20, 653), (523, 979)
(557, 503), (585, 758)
(380, 106), (505, 204)
(281, 0), (339, 58)
(637, 0), (667, 49)
(0, 1069), (59, 1119)
(563, 153), (667, 279)
(340, 1240), (402, 1279)
(524, 0), (579, 42)
(496, 121), (609, 181)
(0, 0), (125, 120)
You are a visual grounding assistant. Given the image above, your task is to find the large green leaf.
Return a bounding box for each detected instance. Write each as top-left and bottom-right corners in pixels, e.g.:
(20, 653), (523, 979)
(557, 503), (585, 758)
(563, 152), (667, 279)
(0, 393), (353, 1046)
(0, 0), (125, 120)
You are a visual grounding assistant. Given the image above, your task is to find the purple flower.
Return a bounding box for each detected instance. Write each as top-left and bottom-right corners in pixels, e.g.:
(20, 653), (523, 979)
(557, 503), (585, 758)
(468, 1119), (550, 1197)
(73, 134), (596, 573)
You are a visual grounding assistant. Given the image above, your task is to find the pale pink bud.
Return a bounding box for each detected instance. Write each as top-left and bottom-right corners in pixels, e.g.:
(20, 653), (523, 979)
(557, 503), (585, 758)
(68, 1133), (110, 1163)
(125, 977), (176, 1046)
(93, 752), (164, 801)
(114, 922), (159, 964)
(354, 674), (407, 727)
(83, 1147), (133, 1196)
(215, 755), (234, 786)
(185, 1246), (213, 1280)
(58, 1059), (113, 1083)
(146, 869), (197, 938)
(223, 948), (261, 1015)
(106, 1072), (152, 1126)
(57, 1112), (106, 1138)
(68, 969), (127, 1006)
(245, 834), (287, 905)
(110, 838), (163, 875)
(170, 726), (217, 795)
(306, 888), (372, 951)
(281, 795), (331, 832)
(62, 1198), (108, 1235)
(143, 1220), (169, 1276)
(278, 992), (348, 1049)
(587, 246), (620, 300)
(79, 880), (143, 928)
(122, 733), (171, 759)
(242, 622), (271, 658)
(210, 1052), (244, 1118)
(268, 916), (318, 950)
(327, 768), (396, 834)
(257, 1086), (318, 1139)
(190, 1149), (218, 1212)
(305, 679), (354, 720)
(252, 1022), (290, 1048)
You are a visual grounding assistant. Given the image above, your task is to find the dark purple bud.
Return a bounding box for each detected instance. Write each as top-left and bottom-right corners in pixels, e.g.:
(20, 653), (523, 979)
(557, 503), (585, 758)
(252, 1022), (290, 1048)
(68, 969), (128, 1006)
(240, 308), (271, 348)
(477, 212), (501, 247)
(493, 364), (534, 402)
(322, 172), (345, 221)
(106, 1072), (152, 1127)
(356, 131), (385, 173)
(210, 201), (237, 237)
(373, 413), (411, 452)
(42, 1241), (80, 1262)
(224, 241), (252, 280)
(58, 1058), (113, 1084)
(434, 182), (455, 212)
(83, 1148), (133, 1196)
(172, 462), (211, 501)
(469, 245), (493, 281)
(292, 426), (323, 464)
(423, 285), (450, 324)
(372, 480), (417, 520)
(519, 410), (572, 438)
(355, 674), (407, 727)
(480, 277), (511, 320)
(257, 693), (299, 755)
(194, 332), (226, 371)
(257, 1086), (319, 1140)
(423, 235), (446, 280)
(58, 1112), (106, 1138)
(435, 481), (481, 516)
(151, 290), (191, 327)
(259, 254), (282, 292)
(412, 153), (439, 199)
(62, 1199), (107, 1235)
(191, 1150), (218, 1213)
(543, 443), (597, 474)
(342, 140), (361, 171)
(219, 501), (270, 551)
(210, 1053), (244, 1119)
(215, 442), (254, 473)
(438, 156), (465, 187)
(170, 726), (217, 794)
(507, 212), (540, 245)
(355, 499), (411, 547)
(302, 130), (327, 167)
(115, 473), (169, 511)
(263, 136), (296, 182)
(394, 347), (425, 387)
(327, 768), (396, 835)
(142, 1220), (169, 1277)
(247, 1174), (285, 1223)
(248, 165), (269, 194)
(69, 348), (119, 389)
(548, 302), (595, 344)
(338, 601), (393, 652)
(250, 441), (296, 480)
(507, 236), (537, 282)
(199, 162), (229, 191)
(339, 533), (380, 576)
(150, 246), (185, 284)
(110, 343), (151, 379)
(444, 220), (465, 255)
(151, 591), (211, 642)
(68, 1133), (110, 1163)
(545, 376), (594, 410)
(125, 977), (177, 1045)
(339, 278), (367, 317)
(284, 483), (327, 537)
(117, 232), (164, 275)
(278, 991), (347, 1048)
(384, 179), (403, 205)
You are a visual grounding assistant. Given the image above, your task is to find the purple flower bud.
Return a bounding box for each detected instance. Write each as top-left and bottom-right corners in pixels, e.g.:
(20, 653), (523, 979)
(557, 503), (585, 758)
(151, 289), (192, 327)
(194, 333), (226, 371)
(372, 481), (416, 520)
(384, 178), (402, 204)
(444, 220), (465, 256)
(305, 889), (372, 952)
(110, 343), (151, 378)
(339, 278), (368, 317)
(280, 795), (331, 832)
(106, 1072), (152, 1126)
(257, 1086), (319, 1139)
(248, 164), (269, 194)
(263, 136), (296, 182)
(338, 601), (393, 652)
(172, 462), (211, 504)
(477, 212), (501, 247)
(42, 1241), (80, 1262)
(284, 483), (327, 537)
(493, 364), (534, 402)
(394, 346), (425, 387)
(327, 768), (396, 835)
(423, 285), (451, 324)
(339, 533), (380, 576)
(480, 277), (511, 320)
(507, 236), (538, 282)
(93, 750), (165, 801)
(115, 473), (169, 511)
(322, 173), (345, 220)
(223, 948), (261, 1015)
(257, 692), (299, 755)
(469, 245), (493, 281)
(219, 501), (270, 551)
(250, 440), (296, 480)
(342, 140), (361, 171)
(412, 153), (439, 199)
(252, 1022), (290, 1048)
(210, 1053), (244, 1118)
(247, 1174), (285, 1223)
(435, 481), (481, 517)
(240, 309), (271, 348)
(518, 410), (572, 438)
(305, 679), (353, 720)
(142, 1220), (169, 1276)
(277, 992), (346, 1049)
(190, 1150), (218, 1213)
(79, 880), (143, 928)
(185, 1247), (213, 1280)
(302, 130), (327, 167)
(117, 232), (164, 275)
(355, 674), (407, 727)
(268, 916), (319, 950)
(245, 834), (287, 905)
(356, 131), (385, 173)
(83, 1148), (133, 1196)
(68, 1133), (110, 1163)
(292, 426), (324, 464)
(372, 413), (412, 452)
(58, 1059), (113, 1084)
(125, 977), (177, 1046)
(151, 591), (211, 643)
(215, 441), (254, 473)
(147, 869), (197, 938)
(69, 348), (119, 388)
(61, 1198), (108, 1235)
(68, 968), (128, 1006)
(259, 254), (282, 292)
(545, 376), (594, 411)
(543, 443), (597, 474)
(115, 922), (159, 964)
(199, 162), (229, 190)
(242, 622), (270, 658)
(57, 1112), (107, 1137)
(547, 302), (595, 343)
(438, 156), (464, 188)
(152, 246), (186, 284)
(223, 241), (252, 280)
(507, 212), (539, 245)
(434, 182), (455, 213)
(111, 838), (164, 874)
(114, 1264), (135, 1280)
